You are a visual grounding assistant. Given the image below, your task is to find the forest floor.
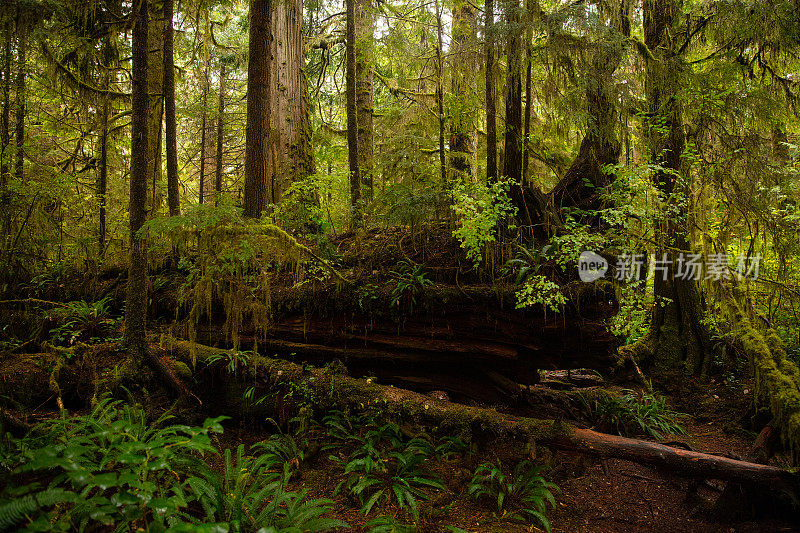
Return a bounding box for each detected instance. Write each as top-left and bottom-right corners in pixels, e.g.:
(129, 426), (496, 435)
(2, 341), (798, 532)
(200, 370), (795, 533)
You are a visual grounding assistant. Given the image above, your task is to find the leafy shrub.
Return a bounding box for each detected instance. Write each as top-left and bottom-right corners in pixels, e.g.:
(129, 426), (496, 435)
(514, 275), (567, 313)
(450, 178), (517, 266)
(365, 515), (417, 532)
(434, 436), (468, 460)
(468, 459), (558, 531)
(503, 244), (554, 284)
(578, 389), (686, 439)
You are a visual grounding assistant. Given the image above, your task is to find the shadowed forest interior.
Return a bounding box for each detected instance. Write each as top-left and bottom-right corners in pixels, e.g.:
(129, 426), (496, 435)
(2, 0), (800, 531)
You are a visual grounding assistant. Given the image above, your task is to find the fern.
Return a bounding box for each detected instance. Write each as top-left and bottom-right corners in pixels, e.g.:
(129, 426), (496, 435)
(0, 488), (77, 530)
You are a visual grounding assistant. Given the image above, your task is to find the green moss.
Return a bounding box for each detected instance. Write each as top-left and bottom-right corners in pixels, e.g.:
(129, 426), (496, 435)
(166, 360), (192, 380)
(725, 296), (800, 456)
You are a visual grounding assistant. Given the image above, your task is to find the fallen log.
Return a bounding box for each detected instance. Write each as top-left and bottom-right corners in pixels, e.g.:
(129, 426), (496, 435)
(549, 428), (797, 494)
(167, 339), (799, 505)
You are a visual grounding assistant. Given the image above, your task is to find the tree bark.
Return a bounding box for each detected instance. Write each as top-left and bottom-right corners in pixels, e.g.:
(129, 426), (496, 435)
(268, 0), (315, 204)
(346, 0), (361, 228)
(503, 0), (523, 184)
(355, 0), (375, 201)
(126, 0), (150, 363)
(163, 0), (180, 216)
(449, 0), (478, 181)
(485, 0), (497, 182)
(215, 62), (225, 206)
(643, 0), (709, 374)
(244, 0), (271, 218)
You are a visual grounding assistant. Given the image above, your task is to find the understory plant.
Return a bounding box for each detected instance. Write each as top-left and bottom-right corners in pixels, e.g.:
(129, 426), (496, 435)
(450, 177), (517, 266)
(468, 459), (558, 531)
(326, 412), (444, 518)
(0, 398), (348, 532)
(389, 260), (433, 313)
(45, 296), (117, 346)
(578, 389), (686, 439)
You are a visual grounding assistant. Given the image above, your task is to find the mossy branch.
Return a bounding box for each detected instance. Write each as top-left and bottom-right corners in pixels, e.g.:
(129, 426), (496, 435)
(244, 224), (351, 284)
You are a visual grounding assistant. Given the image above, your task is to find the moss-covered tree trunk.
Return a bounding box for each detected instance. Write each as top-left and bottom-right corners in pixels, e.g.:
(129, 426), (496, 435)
(643, 0), (709, 374)
(13, 15), (25, 183)
(215, 62), (225, 206)
(199, 63), (208, 204)
(346, 0), (361, 228)
(1, 20), (10, 184)
(449, 0), (478, 181)
(548, 43), (622, 216)
(503, 0), (523, 185)
(126, 0), (150, 363)
(355, 0), (374, 201)
(98, 86), (109, 256)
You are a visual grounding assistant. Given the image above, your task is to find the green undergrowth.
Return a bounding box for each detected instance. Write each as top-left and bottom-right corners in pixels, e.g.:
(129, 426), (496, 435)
(576, 389), (686, 439)
(0, 393), (560, 532)
(0, 397), (346, 532)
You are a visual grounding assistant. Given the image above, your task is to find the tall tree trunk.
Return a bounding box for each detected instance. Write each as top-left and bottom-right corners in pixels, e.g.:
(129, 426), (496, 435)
(548, 43), (622, 215)
(449, 0), (478, 181)
(346, 0), (361, 228)
(522, 0), (532, 184)
(355, 0), (374, 201)
(503, 0), (523, 184)
(485, 0), (497, 182)
(126, 0), (150, 363)
(98, 90), (109, 257)
(434, 0), (446, 188)
(147, 0), (165, 214)
(268, 0), (315, 204)
(215, 63), (225, 206)
(643, 0), (709, 374)
(1, 21), (10, 184)
(163, 0), (180, 216)
(14, 18), (26, 183)
(199, 73), (208, 204)
(244, 0), (271, 218)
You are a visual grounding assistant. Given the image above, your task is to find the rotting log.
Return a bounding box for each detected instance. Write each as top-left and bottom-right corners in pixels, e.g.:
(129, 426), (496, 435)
(186, 284), (620, 395)
(168, 339), (800, 503)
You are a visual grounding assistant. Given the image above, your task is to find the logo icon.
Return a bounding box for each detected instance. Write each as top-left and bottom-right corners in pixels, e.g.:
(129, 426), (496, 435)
(578, 251), (608, 282)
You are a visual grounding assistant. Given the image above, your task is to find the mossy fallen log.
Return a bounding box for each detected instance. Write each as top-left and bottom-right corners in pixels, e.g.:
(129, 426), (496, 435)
(166, 339), (800, 503)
